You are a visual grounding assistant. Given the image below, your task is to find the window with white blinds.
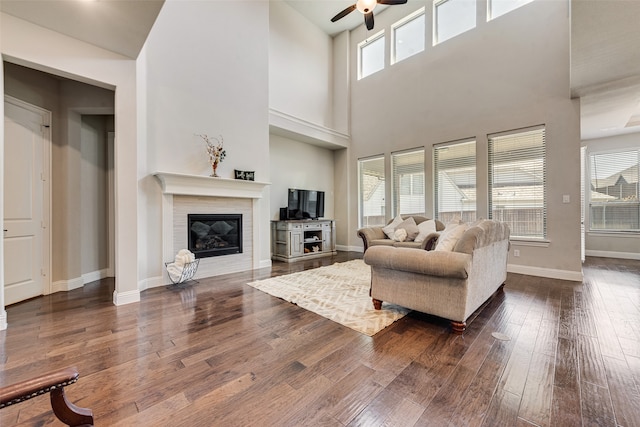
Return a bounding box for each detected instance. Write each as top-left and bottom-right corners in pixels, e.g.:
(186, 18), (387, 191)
(589, 149), (640, 232)
(358, 156), (386, 227)
(392, 149), (425, 216)
(488, 126), (546, 239)
(434, 139), (476, 223)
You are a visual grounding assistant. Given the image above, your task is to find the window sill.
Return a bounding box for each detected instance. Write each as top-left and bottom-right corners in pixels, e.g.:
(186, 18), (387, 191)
(510, 239), (550, 248)
(587, 231), (640, 238)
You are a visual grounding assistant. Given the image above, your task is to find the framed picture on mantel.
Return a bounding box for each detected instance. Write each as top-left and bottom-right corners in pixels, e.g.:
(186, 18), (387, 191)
(234, 169), (255, 181)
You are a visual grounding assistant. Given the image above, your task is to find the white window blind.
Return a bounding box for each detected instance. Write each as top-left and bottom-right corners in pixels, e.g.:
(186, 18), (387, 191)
(434, 139), (476, 223)
(392, 8), (425, 64)
(589, 149), (640, 231)
(359, 156), (386, 227)
(358, 31), (385, 79)
(392, 149), (425, 216)
(434, 0), (476, 45)
(488, 126), (546, 239)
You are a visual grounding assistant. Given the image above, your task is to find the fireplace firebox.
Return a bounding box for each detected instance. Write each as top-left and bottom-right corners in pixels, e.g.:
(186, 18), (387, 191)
(188, 214), (242, 259)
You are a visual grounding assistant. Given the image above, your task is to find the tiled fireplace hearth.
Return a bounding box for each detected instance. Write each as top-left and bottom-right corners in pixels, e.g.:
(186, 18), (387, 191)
(154, 172), (269, 283)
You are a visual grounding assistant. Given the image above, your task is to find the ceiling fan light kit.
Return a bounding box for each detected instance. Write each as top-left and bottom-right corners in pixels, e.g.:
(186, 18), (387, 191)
(331, 0), (408, 31)
(357, 0), (378, 14)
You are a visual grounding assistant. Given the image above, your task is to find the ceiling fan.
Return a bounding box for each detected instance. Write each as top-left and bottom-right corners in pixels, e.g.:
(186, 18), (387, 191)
(331, 0), (408, 31)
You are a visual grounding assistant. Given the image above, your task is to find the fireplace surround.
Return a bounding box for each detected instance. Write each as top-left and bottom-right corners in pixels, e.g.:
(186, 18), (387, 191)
(154, 172), (270, 285)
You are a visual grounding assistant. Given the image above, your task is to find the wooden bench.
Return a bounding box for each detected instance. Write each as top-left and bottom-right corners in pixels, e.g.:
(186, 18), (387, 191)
(0, 366), (94, 426)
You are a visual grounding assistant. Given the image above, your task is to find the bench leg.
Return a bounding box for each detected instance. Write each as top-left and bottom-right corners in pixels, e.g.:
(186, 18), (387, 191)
(372, 299), (382, 310)
(50, 388), (94, 426)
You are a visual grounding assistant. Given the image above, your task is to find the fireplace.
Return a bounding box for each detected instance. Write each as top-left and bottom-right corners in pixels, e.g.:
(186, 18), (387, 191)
(188, 214), (243, 259)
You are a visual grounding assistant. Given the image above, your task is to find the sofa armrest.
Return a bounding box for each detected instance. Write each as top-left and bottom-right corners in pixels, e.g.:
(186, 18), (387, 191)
(419, 232), (441, 251)
(357, 227), (387, 251)
(364, 246), (471, 279)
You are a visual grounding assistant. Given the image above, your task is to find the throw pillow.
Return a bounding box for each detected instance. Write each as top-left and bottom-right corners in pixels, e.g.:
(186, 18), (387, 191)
(382, 214), (404, 239)
(414, 219), (437, 243)
(435, 221), (468, 251)
(396, 217), (420, 241)
(393, 228), (408, 242)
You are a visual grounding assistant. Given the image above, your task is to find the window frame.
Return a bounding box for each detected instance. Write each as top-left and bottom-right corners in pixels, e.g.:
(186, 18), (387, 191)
(488, 0), (535, 21)
(433, 0), (477, 46)
(358, 30), (386, 80)
(358, 155), (387, 228)
(391, 7), (426, 65)
(488, 125), (547, 241)
(587, 147), (640, 233)
(391, 147), (426, 217)
(433, 138), (477, 224)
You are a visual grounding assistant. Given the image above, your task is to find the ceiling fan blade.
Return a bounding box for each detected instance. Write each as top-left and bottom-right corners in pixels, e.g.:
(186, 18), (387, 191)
(331, 4), (357, 22)
(377, 0), (408, 4)
(364, 11), (374, 30)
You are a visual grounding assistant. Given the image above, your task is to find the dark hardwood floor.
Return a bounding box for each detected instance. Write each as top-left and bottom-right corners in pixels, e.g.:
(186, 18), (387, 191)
(1, 253), (639, 426)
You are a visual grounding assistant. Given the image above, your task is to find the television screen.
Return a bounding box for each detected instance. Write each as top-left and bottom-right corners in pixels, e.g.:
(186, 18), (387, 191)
(288, 189), (325, 220)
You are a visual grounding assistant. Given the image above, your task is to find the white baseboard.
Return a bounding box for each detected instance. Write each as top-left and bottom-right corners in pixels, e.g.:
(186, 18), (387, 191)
(52, 277), (84, 293)
(507, 264), (583, 282)
(0, 309), (7, 331)
(337, 244), (363, 253)
(113, 289), (140, 306)
(139, 276), (165, 292)
(259, 259), (272, 269)
(585, 250), (640, 260)
(82, 269), (110, 285)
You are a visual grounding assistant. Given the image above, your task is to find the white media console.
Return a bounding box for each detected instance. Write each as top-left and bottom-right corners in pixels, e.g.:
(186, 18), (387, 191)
(271, 219), (337, 262)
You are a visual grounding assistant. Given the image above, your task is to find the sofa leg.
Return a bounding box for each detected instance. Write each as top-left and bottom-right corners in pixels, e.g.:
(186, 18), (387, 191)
(372, 299), (382, 310)
(451, 321), (466, 334)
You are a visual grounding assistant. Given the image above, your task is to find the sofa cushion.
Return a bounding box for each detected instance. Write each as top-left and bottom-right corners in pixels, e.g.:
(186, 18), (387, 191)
(435, 221), (467, 251)
(382, 214), (404, 239)
(396, 217), (419, 241)
(414, 219), (437, 243)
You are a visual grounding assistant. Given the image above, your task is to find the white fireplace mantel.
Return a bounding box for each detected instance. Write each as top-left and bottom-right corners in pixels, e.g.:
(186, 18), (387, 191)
(154, 172), (270, 199)
(152, 172), (271, 288)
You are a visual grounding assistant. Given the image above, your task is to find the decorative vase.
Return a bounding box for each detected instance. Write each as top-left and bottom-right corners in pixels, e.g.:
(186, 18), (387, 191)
(211, 162), (219, 177)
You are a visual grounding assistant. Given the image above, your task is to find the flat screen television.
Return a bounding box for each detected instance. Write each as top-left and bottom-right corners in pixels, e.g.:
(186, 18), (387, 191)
(287, 188), (325, 220)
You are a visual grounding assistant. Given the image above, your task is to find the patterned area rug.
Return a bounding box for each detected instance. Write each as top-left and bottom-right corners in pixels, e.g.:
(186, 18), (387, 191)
(247, 260), (409, 336)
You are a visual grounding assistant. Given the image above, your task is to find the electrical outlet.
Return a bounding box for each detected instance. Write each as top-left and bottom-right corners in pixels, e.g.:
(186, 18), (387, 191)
(514, 249), (520, 257)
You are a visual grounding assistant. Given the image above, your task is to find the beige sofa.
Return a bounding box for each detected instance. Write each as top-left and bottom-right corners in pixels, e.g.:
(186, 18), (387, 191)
(363, 219), (510, 334)
(357, 215), (445, 252)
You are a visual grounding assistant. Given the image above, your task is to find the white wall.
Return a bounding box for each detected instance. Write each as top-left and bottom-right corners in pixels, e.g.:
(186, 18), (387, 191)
(583, 132), (640, 259)
(269, 134), (335, 221)
(80, 115), (110, 276)
(269, 1), (333, 128)
(0, 18), (6, 329)
(143, 0), (271, 276)
(346, 0), (582, 279)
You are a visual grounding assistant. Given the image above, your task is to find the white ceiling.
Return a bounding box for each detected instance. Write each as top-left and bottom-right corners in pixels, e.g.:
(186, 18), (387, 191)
(0, 0), (164, 59)
(2, 0), (640, 140)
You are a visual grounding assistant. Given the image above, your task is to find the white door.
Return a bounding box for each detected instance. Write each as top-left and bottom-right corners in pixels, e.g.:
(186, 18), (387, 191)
(3, 97), (50, 305)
